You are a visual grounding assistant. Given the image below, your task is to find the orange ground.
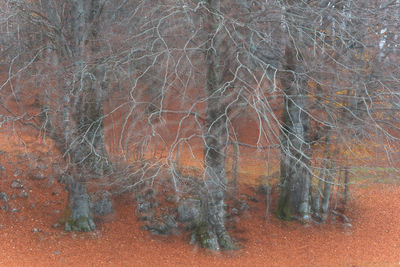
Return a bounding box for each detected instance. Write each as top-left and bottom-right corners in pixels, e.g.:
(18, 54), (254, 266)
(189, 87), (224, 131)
(1, 130), (400, 266)
(1, 182), (400, 266)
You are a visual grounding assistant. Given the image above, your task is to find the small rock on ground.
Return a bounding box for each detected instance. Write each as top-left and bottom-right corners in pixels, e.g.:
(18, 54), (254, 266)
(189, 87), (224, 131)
(0, 192), (8, 203)
(11, 179), (23, 189)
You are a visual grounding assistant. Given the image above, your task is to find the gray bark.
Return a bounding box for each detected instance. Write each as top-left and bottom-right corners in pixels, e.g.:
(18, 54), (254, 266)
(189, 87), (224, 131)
(313, 134), (331, 219)
(265, 185), (272, 219)
(277, 44), (312, 221)
(64, 179), (95, 232)
(313, 169), (324, 219)
(321, 163), (333, 221)
(70, 83), (111, 176)
(231, 140), (239, 198)
(343, 165), (349, 210)
(194, 0), (234, 250)
(69, 0), (110, 175)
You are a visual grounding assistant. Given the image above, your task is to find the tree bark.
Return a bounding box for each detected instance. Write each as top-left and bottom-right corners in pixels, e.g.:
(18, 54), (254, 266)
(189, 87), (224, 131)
(70, 78), (111, 176)
(313, 168), (324, 220)
(277, 45), (312, 221)
(64, 178), (95, 232)
(194, 0), (234, 250)
(321, 163), (333, 221)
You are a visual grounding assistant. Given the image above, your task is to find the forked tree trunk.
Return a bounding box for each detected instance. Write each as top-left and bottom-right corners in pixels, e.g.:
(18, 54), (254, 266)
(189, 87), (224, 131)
(277, 45), (312, 221)
(194, 0), (234, 250)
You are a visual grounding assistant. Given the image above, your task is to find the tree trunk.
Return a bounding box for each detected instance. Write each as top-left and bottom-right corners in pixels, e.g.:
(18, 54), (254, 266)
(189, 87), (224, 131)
(313, 134), (331, 220)
(277, 45), (312, 221)
(64, 178), (95, 232)
(64, 65), (110, 233)
(194, 0), (234, 250)
(231, 140), (239, 199)
(321, 163), (333, 221)
(313, 169), (324, 220)
(61, 0), (108, 231)
(70, 84), (111, 176)
(200, 97), (234, 249)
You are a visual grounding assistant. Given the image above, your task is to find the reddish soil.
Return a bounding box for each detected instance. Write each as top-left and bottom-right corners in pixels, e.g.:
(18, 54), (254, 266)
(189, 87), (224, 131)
(1, 130), (400, 267)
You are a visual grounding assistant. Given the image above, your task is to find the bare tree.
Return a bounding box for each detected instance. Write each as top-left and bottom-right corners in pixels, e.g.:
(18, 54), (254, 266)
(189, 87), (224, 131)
(195, 0), (235, 250)
(3, 0), (130, 231)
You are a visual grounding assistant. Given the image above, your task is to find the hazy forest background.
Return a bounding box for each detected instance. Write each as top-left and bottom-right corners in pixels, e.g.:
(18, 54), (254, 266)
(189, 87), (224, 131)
(0, 0), (399, 265)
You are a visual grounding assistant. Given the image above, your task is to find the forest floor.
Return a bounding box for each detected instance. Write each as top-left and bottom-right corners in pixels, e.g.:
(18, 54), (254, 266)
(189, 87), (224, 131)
(0, 129), (400, 267)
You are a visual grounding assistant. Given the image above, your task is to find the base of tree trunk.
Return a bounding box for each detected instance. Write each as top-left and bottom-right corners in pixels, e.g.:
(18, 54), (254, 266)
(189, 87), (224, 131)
(189, 188), (236, 251)
(278, 158), (312, 222)
(191, 222), (235, 250)
(277, 194), (293, 221)
(64, 180), (96, 232)
(65, 215), (96, 232)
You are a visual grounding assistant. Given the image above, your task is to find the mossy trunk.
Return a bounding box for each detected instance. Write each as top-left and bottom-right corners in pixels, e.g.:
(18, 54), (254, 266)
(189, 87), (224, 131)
(64, 179), (95, 232)
(196, 184), (235, 250)
(277, 44), (312, 221)
(278, 160), (311, 221)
